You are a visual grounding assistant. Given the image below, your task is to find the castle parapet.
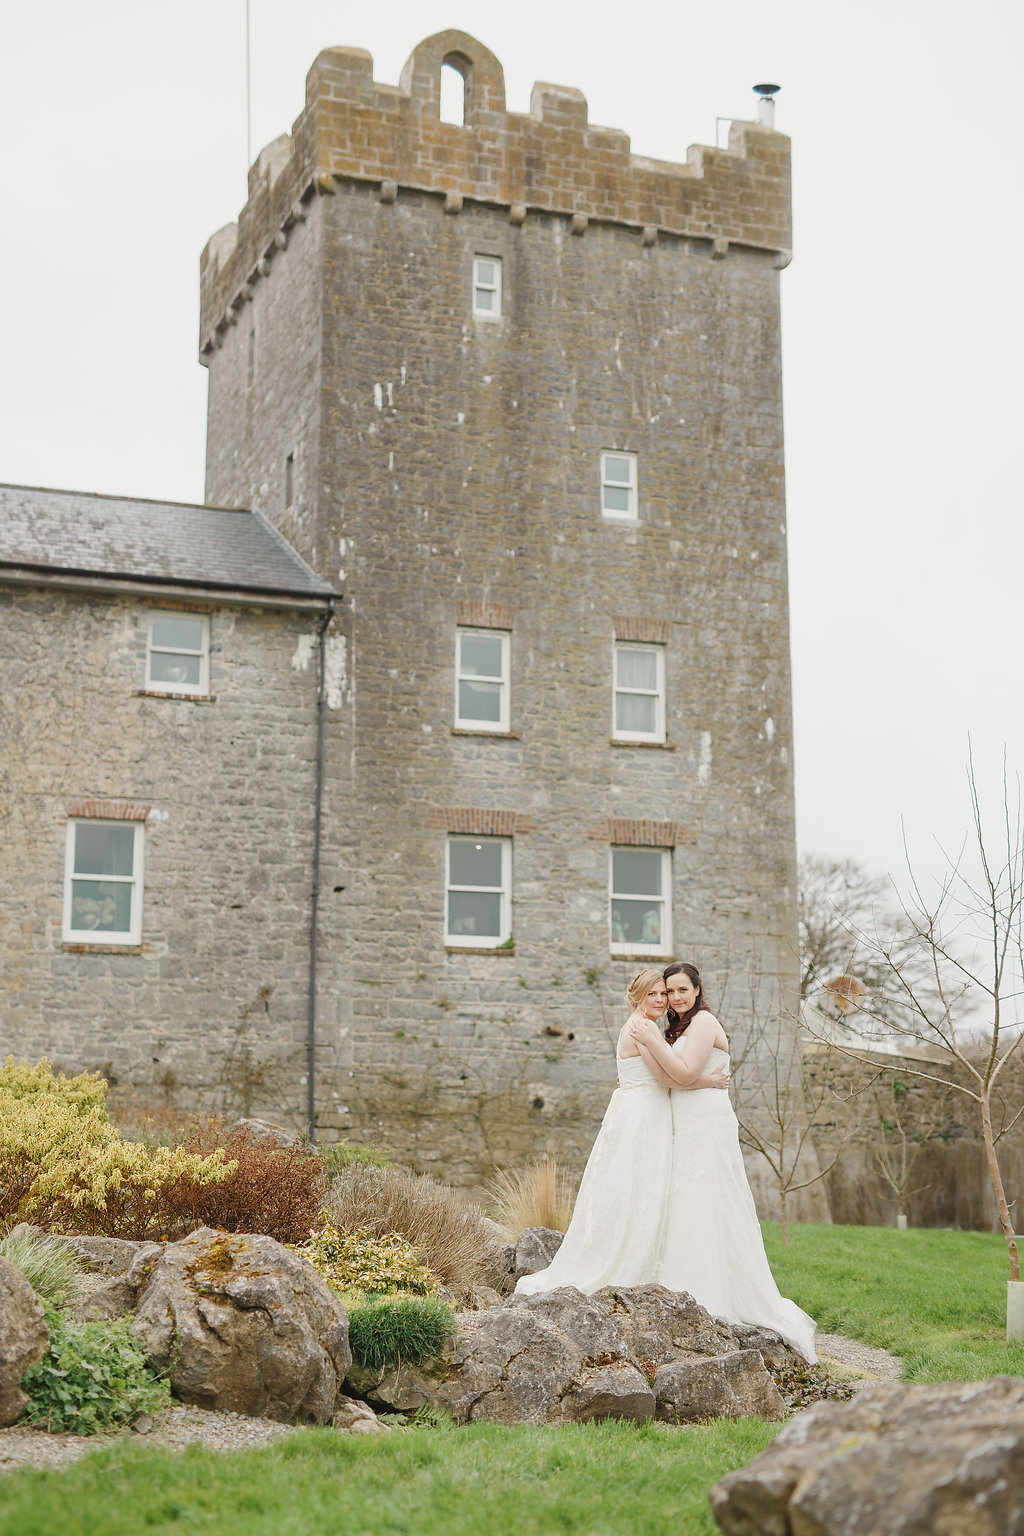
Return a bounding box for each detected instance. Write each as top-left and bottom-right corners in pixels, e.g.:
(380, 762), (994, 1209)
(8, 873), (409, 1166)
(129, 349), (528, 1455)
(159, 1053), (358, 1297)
(200, 30), (791, 356)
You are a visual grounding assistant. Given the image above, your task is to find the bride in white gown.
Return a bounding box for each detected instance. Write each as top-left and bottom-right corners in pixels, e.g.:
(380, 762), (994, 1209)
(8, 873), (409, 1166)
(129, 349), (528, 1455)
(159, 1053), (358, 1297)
(515, 968), (729, 1296)
(629, 962), (817, 1362)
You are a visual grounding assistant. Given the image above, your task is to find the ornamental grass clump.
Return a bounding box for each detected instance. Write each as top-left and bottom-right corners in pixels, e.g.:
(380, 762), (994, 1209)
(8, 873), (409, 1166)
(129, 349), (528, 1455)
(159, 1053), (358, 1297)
(291, 1224), (438, 1296)
(21, 1313), (170, 1434)
(346, 1293), (456, 1374)
(0, 1230), (81, 1311)
(324, 1163), (497, 1289)
(485, 1156), (578, 1236)
(0, 1058), (233, 1238)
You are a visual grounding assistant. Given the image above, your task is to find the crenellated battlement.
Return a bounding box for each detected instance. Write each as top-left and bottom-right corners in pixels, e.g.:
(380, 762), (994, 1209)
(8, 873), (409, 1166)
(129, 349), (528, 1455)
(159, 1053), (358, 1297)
(199, 30), (791, 357)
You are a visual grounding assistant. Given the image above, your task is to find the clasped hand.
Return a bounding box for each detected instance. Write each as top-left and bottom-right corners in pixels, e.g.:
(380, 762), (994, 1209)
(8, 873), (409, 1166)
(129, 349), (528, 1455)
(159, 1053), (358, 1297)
(628, 1015), (730, 1089)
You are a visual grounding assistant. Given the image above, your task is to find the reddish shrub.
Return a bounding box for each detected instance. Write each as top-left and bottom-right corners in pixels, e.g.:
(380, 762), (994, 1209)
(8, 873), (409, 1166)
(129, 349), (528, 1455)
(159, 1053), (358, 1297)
(152, 1120), (328, 1243)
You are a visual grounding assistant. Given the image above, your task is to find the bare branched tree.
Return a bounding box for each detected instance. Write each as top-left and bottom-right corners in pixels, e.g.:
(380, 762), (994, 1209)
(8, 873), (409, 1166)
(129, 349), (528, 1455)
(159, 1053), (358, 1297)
(799, 854), (892, 1002)
(804, 752), (1024, 1280)
(730, 977), (871, 1244)
(798, 853), (936, 1035)
(871, 1080), (943, 1224)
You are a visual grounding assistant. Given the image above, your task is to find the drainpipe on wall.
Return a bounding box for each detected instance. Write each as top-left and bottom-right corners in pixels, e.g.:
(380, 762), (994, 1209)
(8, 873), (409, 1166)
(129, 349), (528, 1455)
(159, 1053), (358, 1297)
(307, 596), (336, 1143)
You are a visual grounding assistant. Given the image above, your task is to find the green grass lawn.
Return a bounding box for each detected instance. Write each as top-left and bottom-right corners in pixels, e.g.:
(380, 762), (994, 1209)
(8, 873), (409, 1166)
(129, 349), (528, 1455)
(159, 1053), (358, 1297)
(764, 1221), (1024, 1383)
(2, 1224), (1022, 1536)
(0, 1420), (778, 1536)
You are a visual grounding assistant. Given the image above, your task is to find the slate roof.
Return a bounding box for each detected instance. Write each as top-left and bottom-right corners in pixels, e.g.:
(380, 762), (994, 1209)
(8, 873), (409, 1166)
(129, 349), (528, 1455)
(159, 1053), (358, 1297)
(0, 483), (336, 602)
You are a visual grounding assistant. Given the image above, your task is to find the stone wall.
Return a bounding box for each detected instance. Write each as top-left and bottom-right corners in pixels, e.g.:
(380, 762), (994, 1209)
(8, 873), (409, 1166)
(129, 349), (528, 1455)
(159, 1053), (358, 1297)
(804, 1045), (1024, 1232)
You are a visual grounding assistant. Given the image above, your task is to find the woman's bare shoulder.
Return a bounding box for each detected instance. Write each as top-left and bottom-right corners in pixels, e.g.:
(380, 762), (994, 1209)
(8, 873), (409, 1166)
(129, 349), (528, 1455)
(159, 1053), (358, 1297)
(616, 1020), (641, 1059)
(701, 1012), (729, 1045)
(687, 1009), (719, 1031)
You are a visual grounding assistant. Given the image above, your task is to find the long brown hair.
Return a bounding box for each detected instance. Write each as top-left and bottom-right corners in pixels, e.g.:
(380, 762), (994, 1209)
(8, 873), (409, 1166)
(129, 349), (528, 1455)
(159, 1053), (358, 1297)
(662, 961), (709, 1045)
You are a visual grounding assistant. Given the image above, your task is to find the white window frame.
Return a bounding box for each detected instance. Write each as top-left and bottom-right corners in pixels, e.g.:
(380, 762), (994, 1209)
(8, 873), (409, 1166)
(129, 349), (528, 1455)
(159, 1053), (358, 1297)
(472, 255), (502, 320)
(146, 612), (210, 696)
(600, 451), (638, 522)
(445, 835), (512, 948)
(63, 818), (145, 946)
(609, 846), (671, 956)
(613, 642), (666, 744)
(455, 627), (510, 733)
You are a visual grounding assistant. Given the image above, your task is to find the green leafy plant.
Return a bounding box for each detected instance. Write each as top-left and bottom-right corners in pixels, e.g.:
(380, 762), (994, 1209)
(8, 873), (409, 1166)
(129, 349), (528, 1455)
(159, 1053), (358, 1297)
(0, 1231), (81, 1311)
(320, 1140), (394, 1177)
(347, 1293), (456, 1374)
(290, 1224), (437, 1295)
(21, 1312), (169, 1434)
(377, 1401), (458, 1429)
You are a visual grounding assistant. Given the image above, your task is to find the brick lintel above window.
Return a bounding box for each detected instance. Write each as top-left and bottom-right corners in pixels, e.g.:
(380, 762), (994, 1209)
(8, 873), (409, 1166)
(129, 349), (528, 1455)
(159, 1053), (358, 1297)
(63, 799), (151, 823)
(612, 615), (671, 644)
(429, 808), (532, 836)
(454, 601), (517, 631)
(589, 818), (692, 847)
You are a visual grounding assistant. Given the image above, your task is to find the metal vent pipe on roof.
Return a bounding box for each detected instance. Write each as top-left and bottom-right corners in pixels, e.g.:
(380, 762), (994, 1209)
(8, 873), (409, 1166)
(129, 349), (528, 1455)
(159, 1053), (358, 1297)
(753, 83), (781, 129)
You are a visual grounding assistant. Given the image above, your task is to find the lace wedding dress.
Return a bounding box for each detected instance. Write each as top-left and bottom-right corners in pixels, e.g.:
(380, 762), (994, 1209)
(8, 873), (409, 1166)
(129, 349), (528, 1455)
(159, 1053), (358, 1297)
(659, 1043), (817, 1362)
(515, 1037), (672, 1296)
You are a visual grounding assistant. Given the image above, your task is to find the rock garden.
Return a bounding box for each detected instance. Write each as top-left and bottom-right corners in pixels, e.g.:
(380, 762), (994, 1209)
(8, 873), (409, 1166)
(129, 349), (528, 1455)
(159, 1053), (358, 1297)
(3, 1057), (1024, 1534)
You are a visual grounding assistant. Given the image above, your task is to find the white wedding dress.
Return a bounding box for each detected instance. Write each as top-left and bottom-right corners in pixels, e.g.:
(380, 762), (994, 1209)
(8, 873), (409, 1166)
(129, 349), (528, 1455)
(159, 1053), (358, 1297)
(659, 1042), (817, 1362)
(514, 1041), (673, 1295)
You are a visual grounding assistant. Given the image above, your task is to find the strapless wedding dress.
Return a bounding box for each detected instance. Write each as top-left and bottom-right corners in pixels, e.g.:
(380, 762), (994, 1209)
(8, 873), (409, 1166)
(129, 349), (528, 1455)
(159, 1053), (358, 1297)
(515, 1048), (672, 1295)
(659, 1044), (817, 1362)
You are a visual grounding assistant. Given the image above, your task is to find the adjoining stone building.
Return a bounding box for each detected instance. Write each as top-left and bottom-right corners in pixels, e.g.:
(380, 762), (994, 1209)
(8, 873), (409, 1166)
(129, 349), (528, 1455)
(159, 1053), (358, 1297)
(0, 484), (336, 1115)
(3, 32), (802, 1194)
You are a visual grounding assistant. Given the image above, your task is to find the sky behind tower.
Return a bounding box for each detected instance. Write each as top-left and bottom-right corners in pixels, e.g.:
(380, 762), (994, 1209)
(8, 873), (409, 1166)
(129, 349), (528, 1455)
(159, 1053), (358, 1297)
(2, 1), (1021, 898)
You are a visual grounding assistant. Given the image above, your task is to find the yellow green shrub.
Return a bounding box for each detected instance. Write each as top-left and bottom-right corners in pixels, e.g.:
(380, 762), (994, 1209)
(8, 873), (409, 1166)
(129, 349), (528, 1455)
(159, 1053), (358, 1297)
(0, 1057), (233, 1238)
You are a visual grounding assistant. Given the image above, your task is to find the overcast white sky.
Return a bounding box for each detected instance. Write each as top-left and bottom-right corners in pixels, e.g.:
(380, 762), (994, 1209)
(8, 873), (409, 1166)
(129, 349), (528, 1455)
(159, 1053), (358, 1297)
(2, 2), (1021, 894)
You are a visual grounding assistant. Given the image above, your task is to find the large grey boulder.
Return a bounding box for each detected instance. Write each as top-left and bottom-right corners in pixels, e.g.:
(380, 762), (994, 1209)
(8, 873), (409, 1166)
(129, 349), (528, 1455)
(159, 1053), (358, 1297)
(0, 1256), (49, 1427)
(653, 1351), (785, 1423)
(710, 1375), (1024, 1535)
(131, 1227), (350, 1423)
(598, 1283), (741, 1363)
(513, 1226), (564, 1281)
(349, 1283), (782, 1427)
(59, 1235), (163, 1322)
(356, 1301), (646, 1425)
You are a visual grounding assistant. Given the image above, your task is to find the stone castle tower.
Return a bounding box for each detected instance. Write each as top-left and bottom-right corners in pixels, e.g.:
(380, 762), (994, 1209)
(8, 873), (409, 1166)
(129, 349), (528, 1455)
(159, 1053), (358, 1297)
(199, 31), (798, 1181)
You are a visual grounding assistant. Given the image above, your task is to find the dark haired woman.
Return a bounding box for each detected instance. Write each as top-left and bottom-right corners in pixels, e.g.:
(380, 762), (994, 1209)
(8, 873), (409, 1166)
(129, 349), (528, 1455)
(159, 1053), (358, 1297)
(629, 963), (817, 1361)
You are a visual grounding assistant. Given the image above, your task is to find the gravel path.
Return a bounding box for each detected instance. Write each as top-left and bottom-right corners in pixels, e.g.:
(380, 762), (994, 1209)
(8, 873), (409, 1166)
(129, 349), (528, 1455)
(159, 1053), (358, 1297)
(0, 1405), (298, 1475)
(815, 1332), (904, 1382)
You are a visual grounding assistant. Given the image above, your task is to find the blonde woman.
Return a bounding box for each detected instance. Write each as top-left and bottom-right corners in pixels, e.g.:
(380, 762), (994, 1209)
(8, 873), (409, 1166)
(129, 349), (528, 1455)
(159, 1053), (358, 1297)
(629, 962), (817, 1361)
(516, 968), (728, 1296)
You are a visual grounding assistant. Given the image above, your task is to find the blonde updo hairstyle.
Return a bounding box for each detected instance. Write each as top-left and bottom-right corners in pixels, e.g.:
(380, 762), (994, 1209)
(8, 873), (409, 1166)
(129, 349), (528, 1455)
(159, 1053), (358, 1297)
(626, 967), (666, 1013)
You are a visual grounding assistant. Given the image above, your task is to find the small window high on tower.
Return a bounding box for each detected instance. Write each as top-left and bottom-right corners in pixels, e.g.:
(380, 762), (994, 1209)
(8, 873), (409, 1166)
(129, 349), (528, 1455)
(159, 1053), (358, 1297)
(472, 256), (502, 320)
(601, 452), (638, 521)
(440, 61), (466, 126)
